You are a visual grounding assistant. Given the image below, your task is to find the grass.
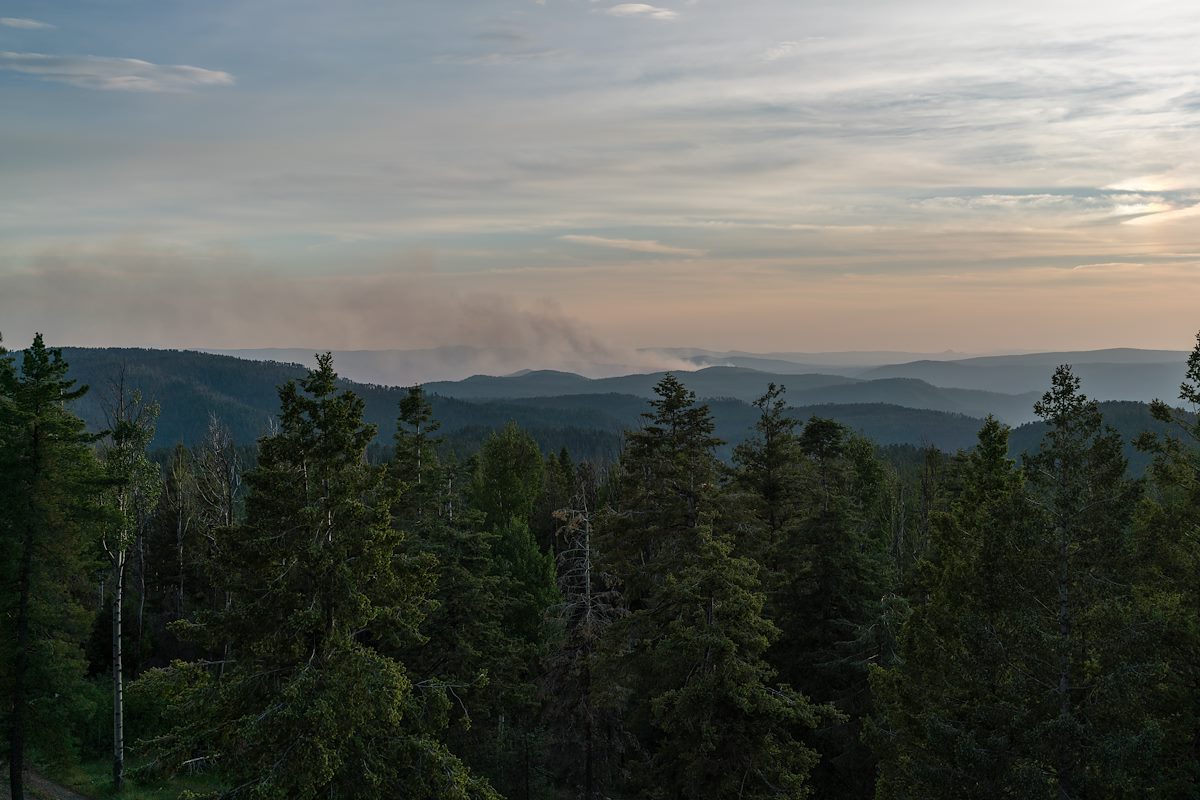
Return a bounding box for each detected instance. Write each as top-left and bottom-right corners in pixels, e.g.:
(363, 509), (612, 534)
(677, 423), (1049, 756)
(44, 759), (224, 800)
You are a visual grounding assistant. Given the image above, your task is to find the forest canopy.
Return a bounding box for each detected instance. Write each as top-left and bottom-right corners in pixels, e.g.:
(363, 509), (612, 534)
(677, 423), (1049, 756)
(4, 332), (1200, 799)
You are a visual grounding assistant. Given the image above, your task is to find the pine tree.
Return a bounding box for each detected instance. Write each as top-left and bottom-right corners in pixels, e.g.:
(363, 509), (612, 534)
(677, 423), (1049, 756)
(1027, 366), (1156, 798)
(734, 396), (894, 799)
(390, 387), (506, 731)
(466, 422), (559, 798)
(0, 335), (102, 800)
(875, 370), (1172, 799)
(154, 355), (495, 799)
(1129, 333), (1200, 793)
(872, 418), (1049, 799)
(599, 375), (827, 800)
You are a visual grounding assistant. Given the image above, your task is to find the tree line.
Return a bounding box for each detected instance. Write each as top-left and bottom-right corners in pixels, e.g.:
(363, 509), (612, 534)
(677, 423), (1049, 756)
(3, 331), (1200, 799)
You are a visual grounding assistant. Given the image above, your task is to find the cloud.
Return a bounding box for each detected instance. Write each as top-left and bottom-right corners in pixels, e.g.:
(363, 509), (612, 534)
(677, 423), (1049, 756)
(439, 23), (568, 65)
(762, 40), (823, 60)
(1071, 262), (1146, 271)
(0, 51), (234, 91)
(0, 17), (53, 29)
(603, 4), (678, 20)
(442, 49), (566, 65)
(561, 234), (705, 256)
(1122, 203), (1200, 226)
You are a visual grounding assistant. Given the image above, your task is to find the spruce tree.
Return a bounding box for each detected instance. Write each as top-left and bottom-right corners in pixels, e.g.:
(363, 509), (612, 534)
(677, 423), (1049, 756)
(599, 375), (827, 800)
(0, 335), (101, 800)
(734, 394), (893, 799)
(156, 355), (494, 799)
(872, 418), (1049, 799)
(1026, 366), (1158, 798)
(875, 370), (1171, 799)
(465, 422), (559, 798)
(390, 387), (506, 733)
(1129, 333), (1200, 793)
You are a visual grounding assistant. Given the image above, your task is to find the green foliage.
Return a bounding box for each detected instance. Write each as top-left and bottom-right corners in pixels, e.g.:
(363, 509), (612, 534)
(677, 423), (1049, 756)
(599, 375), (827, 800)
(0, 334), (104, 783)
(1024, 366), (1161, 798)
(149, 355), (495, 799)
(16, 338), (1200, 800)
(732, 386), (896, 800)
(47, 755), (226, 800)
(872, 418), (1050, 798)
(876, 368), (1179, 799)
(458, 422), (560, 798)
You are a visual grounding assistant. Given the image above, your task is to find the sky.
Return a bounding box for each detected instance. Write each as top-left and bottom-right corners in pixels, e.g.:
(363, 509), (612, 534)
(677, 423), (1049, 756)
(2, 0), (1199, 358)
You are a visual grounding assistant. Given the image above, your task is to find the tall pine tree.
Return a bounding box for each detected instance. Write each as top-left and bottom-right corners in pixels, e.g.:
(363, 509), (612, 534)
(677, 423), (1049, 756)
(599, 375), (827, 800)
(0, 335), (101, 800)
(734, 390), (894, 800)
(873, 417), (1049, 799)
(154, 356), (494, 799)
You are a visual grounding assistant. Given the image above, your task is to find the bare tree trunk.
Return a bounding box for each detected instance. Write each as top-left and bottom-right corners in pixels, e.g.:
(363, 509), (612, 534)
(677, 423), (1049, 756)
(135, 529), (147, 674)
(112, 551), (126, 791)
(1056, 523), (1073, 800)
(583, 660), (594, 800)
(9, 522), (34, 800)
(177, 506), (185, 616)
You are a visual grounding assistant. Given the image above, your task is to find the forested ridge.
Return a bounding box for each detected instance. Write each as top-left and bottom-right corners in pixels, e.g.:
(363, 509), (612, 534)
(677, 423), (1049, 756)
(4, 332), (1200, 799)
(41, 347), (1185, 472)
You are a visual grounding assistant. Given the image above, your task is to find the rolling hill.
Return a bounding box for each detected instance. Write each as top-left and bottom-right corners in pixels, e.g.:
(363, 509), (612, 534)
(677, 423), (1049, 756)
(26, 347), (1192, 473)
(425, 367), (1042, 424)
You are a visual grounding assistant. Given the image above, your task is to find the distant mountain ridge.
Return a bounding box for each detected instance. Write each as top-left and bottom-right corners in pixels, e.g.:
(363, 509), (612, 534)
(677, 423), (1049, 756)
(25, 346), (1193, 474)
(423, 368), (1041, 424)
(203, 346), (1189, 405)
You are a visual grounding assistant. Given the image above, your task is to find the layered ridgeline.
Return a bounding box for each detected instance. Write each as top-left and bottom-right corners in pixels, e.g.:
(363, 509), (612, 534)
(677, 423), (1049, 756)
(48, 347), (1189, 469)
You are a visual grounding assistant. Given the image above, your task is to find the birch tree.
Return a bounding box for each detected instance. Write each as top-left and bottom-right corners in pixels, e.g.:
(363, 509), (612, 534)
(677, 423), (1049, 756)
(99, 374), (161, 791)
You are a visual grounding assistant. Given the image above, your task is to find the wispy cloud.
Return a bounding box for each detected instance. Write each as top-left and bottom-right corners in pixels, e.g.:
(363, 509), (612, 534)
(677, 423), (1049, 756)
(603, 4), (678, 21)
(0, 52), (234, 91)
(763, 39), (822, 61)
(1122, 204), (1200, 226)
(562, 234), (705, 257)
(442, 48), (566, 66)
(439, 23), (568, 66)
(0, 17), (53, 30)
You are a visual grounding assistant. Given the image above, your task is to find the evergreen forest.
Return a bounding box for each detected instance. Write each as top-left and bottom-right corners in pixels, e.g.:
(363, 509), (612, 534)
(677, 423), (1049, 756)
(5, 331), (1200, 799)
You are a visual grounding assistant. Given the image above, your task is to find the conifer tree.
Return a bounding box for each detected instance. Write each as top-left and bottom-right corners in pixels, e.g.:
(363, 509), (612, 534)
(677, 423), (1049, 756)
(872, 418), (1048, 799)
(734, 392), (894, 799)
(0, 335), (101, 800)
(1129, 334), (1200, 793)
(390, 387), (506, 731)
(544, 464), (620, 799)
(156, 356), (495, 799)
(465, 422), (559, 798)
(730, 383), (805, 560)
(1026, 366), (1157, 798)
(599, 375), (827, 800)
(875, 370), (1171, 799)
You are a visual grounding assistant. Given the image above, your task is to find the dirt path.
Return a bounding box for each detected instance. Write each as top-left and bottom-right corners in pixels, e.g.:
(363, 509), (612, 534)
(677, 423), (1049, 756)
(0, 771), (92, 800)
